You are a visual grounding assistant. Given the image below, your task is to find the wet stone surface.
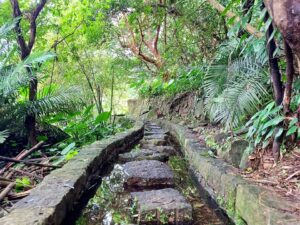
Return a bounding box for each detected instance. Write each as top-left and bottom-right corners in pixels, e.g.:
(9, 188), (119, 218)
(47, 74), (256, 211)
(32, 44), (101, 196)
(76, 122), (224, 225)
(131, 188), (192, 224)
(140, 138), (167, 146)
(122, 160), (174, 188)
(143, 134), (167, 140)
(118, 149), (169, 163)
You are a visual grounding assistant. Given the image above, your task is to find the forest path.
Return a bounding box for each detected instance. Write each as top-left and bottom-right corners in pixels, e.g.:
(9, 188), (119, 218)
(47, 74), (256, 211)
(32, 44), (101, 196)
(121, 122), (192, 224)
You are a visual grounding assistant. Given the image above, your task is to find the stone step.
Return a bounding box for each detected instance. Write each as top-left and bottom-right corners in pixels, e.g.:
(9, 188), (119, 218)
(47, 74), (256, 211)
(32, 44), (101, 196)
(141, 145), (177, 156)
(140, 138), (167, 146)
(144, 127), (165, 132)
(122, 160), (174, 188)
(131, 188), (192, 224)
(118, 149), (169, 163)
(145, 124), (164, 128)
(144, 130), (169, 136)
(143, 134), (168, 140)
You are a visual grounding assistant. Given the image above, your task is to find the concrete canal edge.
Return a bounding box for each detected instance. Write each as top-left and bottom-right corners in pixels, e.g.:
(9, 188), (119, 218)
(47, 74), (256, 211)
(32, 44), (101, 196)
(0, 121), (144, 225)
(156, 120), (300, 225)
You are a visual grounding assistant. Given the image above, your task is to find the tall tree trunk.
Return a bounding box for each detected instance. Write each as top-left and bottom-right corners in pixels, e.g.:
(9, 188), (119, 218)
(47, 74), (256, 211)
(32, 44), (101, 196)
(264, 9), (284, 161)
(265, 18), (284, 105)
(264, 0), (300, 59)
(10, 0), (47, 146)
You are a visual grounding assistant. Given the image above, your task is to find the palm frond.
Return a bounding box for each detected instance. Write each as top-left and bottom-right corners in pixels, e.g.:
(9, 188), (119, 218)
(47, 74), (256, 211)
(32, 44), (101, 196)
(0, 18), (18, 38)
(25, 86), (83, 118)
(204, 56), (270, 130)
(0, 52), (56, 97)
(0, 130), (9, 144)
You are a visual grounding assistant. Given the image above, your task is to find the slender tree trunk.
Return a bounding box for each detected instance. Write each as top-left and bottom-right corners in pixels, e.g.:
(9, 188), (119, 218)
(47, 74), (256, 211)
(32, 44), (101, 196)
(264, 8), (284, 161)
(265, 13), (284, 106)
(25, 71), (38, 146)
(110, 69), (115, 116)
(283, 41), (294, 115)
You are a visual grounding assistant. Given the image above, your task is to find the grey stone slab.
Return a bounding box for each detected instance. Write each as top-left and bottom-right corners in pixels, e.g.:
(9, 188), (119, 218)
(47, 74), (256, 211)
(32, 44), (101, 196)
(143, 134), (167, 140)
(131, 188), (192, 224)
(140, 138), (167, 146)
(0, 121), (145, 225)
(119, 149), (169, 163)
(157, 119), (300, 225)
(122, 160), (174, 188)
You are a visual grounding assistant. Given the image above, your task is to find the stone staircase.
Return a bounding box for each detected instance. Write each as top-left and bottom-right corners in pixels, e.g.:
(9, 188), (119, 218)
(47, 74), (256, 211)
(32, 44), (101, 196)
(118, 122), (192, 224)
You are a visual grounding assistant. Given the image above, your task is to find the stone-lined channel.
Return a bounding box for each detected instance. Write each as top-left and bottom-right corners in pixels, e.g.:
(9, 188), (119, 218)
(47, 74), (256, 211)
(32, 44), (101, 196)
(74, 122), (225, 225)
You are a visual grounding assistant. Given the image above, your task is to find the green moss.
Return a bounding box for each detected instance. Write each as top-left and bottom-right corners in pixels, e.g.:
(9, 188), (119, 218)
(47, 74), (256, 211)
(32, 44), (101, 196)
(225, 191), (236, 218)
(234, 214), (247, 225)
(217, 191), (236, 219)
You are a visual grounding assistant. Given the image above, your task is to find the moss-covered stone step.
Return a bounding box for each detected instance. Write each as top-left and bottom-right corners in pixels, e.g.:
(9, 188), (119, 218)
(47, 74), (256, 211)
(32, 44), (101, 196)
(118, 149), (169, 163)
(122, 160), (174, 188)
(131, 188), (192, 224)
(143, 134), (167, 140)
(140, 138), (167, 146)
(144, 130), (169, 136)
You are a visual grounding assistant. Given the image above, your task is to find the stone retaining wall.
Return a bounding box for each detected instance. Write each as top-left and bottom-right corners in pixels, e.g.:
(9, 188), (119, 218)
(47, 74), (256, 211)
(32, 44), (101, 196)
(157, 120), (300, 225)
(0, 121), (144, 225)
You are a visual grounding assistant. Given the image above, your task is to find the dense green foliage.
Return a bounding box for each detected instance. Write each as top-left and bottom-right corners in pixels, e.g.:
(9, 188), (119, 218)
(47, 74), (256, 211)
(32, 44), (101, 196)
(0, 0), (299, 157)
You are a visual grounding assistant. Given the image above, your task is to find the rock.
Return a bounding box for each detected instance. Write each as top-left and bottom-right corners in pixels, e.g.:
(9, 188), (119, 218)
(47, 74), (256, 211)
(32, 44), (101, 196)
(145, 125), (162, 129)
(143, 134), (167, 140)
(140, 138), (166, 146)
(151, 146), (177, 155)
(223, 140), (249, 168)
(144, 130), (168, 136)
(193, 98), (205, 120)
(140, 145), (177, 156)
(118, 149), (169, 163)
(122, 160), (174, 188)
(239, 144), (254, 169)
(236, 184), (300, 225)
(131, 188), (192, 224)
(214, 133), (229, 145)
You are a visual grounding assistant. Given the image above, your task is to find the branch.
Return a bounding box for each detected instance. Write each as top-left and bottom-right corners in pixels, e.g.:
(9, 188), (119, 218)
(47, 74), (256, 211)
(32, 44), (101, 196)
(10, 0), (29, 59)
(50, 22), (83, 50)
(206, 0), (263, 38)
(0, 141), (44, 174)
(154, 24), (161, 54)
(0, 182), (15, 202)
(0, 156), (61, 168)
(28, 0), (47, 51)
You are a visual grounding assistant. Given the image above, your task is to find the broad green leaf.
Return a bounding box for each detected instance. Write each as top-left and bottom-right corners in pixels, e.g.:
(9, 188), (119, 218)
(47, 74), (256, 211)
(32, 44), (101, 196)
(262, 116), (285, 130)
(95, 112), (111, 124)
(265, 128), (275, 140)
(289, 118), (298, 128)
(287, 126), (297, 136)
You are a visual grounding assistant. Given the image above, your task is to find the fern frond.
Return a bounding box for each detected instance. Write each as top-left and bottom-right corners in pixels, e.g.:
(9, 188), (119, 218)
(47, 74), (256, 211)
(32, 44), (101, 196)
(25, 86), (83, 117)
(204, 55), (270, 130)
